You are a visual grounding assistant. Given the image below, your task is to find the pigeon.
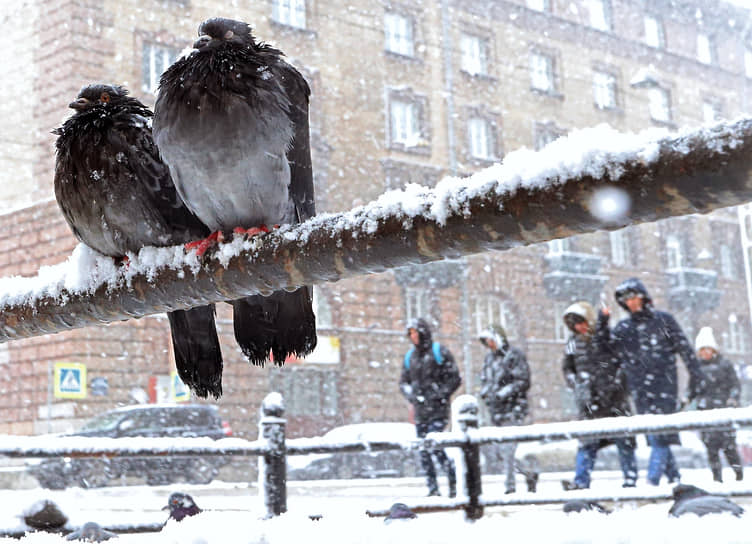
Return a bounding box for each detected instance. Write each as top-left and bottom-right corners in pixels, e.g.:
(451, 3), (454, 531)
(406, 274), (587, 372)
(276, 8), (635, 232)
(66, 522), (118, 541)
(153, 17), (317, 367)
(384, 502), (417, 524)
(22, 499), (68, 531)
(53, 84), (224, 399)
(163, 492), (202, 522)
(668, 484), (744, 517)
(562, 500), (612, 514)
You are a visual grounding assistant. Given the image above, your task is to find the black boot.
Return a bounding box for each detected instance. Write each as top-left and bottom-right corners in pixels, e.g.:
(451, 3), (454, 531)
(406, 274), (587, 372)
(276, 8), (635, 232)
(427, 478), (440, 497)
(712, 467), (723, 483)
(735, 468), (744, 481)
(526, 471), (539, 493)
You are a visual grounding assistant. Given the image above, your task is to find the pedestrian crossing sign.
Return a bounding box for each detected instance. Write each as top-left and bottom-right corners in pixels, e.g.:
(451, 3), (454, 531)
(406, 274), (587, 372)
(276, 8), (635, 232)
(169, 371), (190, 403)
(54, 362), (87, 399)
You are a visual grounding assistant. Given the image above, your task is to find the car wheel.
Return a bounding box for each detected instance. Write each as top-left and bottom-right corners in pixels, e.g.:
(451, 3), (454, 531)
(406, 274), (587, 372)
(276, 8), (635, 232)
(186, 459), (219, 485)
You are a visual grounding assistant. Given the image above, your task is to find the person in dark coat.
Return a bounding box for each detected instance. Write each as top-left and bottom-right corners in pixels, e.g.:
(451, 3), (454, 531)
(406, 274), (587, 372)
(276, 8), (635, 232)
(611, 278), (706, 486)
(694, 326), (743, 482)
(560, 301), (637, 490)
(478, 324), (533, 494)
(400, 318), (461, 497)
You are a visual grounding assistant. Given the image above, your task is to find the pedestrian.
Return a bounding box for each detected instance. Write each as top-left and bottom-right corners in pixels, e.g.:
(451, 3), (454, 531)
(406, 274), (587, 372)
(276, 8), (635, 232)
(478, 324), (537, 494)
(559, 301), (637, 491)
(400, 318), (461, 497)
(611, 278), (706, 486)
(694, 326), (743, 483)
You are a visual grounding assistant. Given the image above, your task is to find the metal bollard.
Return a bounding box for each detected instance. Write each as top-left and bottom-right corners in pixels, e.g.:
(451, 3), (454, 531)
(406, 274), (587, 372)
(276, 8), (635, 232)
(456, 394), (483, 520)
(259, 392), (287, 517)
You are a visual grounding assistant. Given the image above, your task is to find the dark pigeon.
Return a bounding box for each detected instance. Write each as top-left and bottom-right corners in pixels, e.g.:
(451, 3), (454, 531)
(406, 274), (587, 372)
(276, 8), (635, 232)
(53, 84), (224, 399)
(384, 503), (417, 524)
(153, 17), (317, 367)
(23, 499), (68, 531)
(669, 484), (745, 517)
(66, 522), (118, 542)
(163, 492), (202, 522)
(562, 500), (612, 514)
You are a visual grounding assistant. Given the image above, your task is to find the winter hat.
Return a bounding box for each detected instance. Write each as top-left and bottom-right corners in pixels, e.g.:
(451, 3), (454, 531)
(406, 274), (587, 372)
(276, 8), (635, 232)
(563, 301), (596, 332)
(478, 324), (507, 348)
(695, 326), (719, 352)
(614, 277), (651, 310)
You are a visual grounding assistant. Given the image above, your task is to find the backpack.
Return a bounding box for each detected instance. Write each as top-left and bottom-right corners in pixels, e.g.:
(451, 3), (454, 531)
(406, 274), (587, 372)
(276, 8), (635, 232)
(404, 342), (443, 369)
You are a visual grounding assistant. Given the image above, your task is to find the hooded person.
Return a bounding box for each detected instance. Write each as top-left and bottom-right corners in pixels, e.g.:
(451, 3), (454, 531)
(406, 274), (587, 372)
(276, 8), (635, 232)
(399, 318), (461, 497)
(559, 301), (637, 491)
(611, 278), (707, 486)
(694, 326), (743, 482)
(478, 324), (535, 494)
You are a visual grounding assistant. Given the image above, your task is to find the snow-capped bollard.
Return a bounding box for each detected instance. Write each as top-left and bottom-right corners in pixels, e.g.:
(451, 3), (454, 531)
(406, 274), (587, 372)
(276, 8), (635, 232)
(455, 394), (483, 520)
(259, 392), (287, 517)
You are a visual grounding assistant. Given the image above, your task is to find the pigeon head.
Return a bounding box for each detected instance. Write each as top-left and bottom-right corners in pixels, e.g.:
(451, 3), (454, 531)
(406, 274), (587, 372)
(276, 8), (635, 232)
(194, 18), (255, 50)
(69, 84), (130, 113)
(163, 492), (201, 521)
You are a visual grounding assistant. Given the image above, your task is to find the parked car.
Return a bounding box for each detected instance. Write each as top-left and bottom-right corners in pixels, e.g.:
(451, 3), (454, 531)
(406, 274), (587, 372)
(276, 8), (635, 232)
(28, 404), (233, 489)
(287, 422), (423, 480)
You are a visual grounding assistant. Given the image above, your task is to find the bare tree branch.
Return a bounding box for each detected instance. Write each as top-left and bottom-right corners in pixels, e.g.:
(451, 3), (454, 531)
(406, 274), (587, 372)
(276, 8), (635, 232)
(2, 119), (752, 343)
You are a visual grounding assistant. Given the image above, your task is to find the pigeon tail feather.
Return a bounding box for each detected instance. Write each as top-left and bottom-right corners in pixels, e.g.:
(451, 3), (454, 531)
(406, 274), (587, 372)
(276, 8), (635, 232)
(168, 305), (223, 399)
(232, 287), (317, 366)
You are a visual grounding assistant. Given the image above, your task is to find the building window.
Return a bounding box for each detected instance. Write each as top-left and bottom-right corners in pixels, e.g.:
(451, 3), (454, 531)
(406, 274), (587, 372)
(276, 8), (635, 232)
(720, 244), (735, 279)
(272, 0), (306, 28)
(385, 12), (414, 56)
(527, 0), (550, 11)
(609, 230), (631, 266)
(697, 33), (715, 65)
(312, 286), (332, 329)
(745, 48), (752, 78)
(648, 87), (671, 123)
(593, 70), (617, 110)
(703, 100), (722, 123)
(272, 367), (338, 417)
(530, 51), (556, 93)
(727, 314), (747, 354)
(548, 238), (571, 255)
(644, 15), (665, 48)
(460, 34), (488, 76)
(141, 43), (181, 95)
(468, 117), (495, 160)
(388, 93), (428, 149)
(554, 301), (570, 341)
(665, 234), (683, 269)
(534, 121), (566, 150)
(475, 297), (518, 340)
(405, 287), (430, 323)
(589, 0), (612, 31)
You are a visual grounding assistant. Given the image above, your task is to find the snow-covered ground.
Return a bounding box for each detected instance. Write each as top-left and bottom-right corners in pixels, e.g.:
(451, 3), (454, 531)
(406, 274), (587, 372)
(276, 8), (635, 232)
(2, 469), (752, 543)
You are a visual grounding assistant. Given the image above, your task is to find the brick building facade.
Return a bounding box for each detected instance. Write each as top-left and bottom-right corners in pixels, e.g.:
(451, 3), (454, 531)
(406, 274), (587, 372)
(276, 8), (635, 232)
(1, 0), (752, 439)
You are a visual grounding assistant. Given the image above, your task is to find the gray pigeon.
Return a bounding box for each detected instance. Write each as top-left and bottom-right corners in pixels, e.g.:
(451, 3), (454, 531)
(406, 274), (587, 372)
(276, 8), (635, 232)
(384, 502), (417, 524)
(66, 522), (118, 542)
(153, 17), (317, 367)
(53, 84), (223, 399)
(669, 484), (744, 517)
(562, 500), (612, 514)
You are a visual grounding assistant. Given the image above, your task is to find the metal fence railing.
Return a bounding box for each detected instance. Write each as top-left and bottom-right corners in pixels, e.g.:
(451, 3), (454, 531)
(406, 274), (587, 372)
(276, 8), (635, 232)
(5, 393), (752, 524)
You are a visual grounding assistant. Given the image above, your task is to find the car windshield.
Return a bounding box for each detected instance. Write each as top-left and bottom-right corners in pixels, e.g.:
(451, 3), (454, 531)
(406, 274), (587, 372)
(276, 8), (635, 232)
(78, 411), (124, 432)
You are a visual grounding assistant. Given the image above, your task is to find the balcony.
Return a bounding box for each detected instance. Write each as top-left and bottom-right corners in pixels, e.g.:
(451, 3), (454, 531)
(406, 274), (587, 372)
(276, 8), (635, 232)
(543, 252), (608, 301)
(666, 267), (720, 313)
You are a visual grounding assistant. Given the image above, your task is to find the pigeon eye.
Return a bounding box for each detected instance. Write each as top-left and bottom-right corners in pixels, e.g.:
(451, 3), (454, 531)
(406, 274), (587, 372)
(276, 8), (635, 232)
(224, 30), (234, 39)
(100, 92), (111, 103)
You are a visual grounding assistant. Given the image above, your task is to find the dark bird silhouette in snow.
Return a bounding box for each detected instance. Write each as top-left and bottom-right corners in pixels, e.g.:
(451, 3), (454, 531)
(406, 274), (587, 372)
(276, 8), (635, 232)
(384, 503), (417, 524)
(53, 84), (223, 399)
(23, 499), (68, 531)
(65, 522), (118, 542)
(562, 500), (612, 514)
(668, 484), (744, 517)
(153, 17), (317, 366)
(163, 492), (202, 522)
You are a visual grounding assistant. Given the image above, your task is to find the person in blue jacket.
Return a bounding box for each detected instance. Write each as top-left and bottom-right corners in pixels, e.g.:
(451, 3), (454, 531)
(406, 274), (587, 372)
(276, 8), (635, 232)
(400, 318), (461, 497)
(611, 278), (706, 486)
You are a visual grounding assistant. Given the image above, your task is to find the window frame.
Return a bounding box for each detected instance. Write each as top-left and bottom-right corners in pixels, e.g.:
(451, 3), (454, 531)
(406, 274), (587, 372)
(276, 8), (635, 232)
(386, 88), (430, 153)
(529, 50), (557, 95)
(141, 42), (181, 95)
(589, 0), (612, 32)
(384, 11), (415, 57)
(643, 14), (665, 49)
(648, 86), (672, 124)
(271, 0), (307, 29)
(460, 33), (489, 77)
(593, 69), (618, 110)
(665, 234), (683, 269)
(527, 0), (550, 12)
(696, 33), (716, 66)
(609, 229), (631, 266)
(474, 296), (518, 341)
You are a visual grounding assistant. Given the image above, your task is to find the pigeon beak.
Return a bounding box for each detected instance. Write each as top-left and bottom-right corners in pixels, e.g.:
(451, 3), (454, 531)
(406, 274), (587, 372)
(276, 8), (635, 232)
(69, 97), (90, 111)
(193, 35), (212, 49)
